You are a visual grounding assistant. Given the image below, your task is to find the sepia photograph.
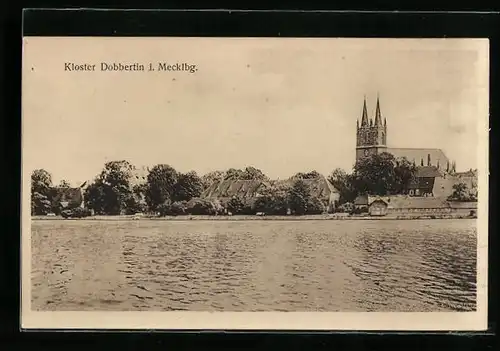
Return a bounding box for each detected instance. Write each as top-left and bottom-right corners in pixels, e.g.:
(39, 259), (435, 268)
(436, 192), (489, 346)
(21, 37), (489, 330)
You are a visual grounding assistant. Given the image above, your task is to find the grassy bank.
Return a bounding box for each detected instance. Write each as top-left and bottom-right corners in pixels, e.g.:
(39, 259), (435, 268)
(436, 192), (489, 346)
(32, 214), (476, 221)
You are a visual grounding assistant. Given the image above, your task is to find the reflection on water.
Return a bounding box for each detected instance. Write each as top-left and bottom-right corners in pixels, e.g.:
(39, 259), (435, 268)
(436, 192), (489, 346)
(31, 219), (477, 311)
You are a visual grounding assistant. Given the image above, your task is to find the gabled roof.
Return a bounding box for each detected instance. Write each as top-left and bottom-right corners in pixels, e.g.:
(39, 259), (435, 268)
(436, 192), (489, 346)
(201, 174), (338, 201)
(272, 175), (338, 200)
(50, 187), (83, 207)
(201, 179), (269, 199)
(368, 195), (391, 205)
(387, 148), (450, 167)
(416, 166), (443, 178)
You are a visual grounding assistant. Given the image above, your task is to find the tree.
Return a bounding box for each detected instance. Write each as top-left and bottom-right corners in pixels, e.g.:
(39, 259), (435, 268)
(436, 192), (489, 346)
(201, 170), (224, 190)
(173, 171), (203, 201)
(253, 195), (289, 215)
(353, 152), (397, 196)
(448, 182), (476, 202)
(132, 183), (148, 198)
(31, 169), (53, 215)
(146, 164), (178, 211)
(253, 181), (290, 215)
(328, 168), (358, 204)
(170, 201), (188, 216)
(292, 170), (321, 180)
(83, 160), (135, 215)
(241, 166), (269, 181)
(288, 179), (311, 215)
(157, 199), (172, 216)
(101, 185), (126, 215)
(58, 180), (71, 188)
(186, 199), (217, 215)
(123, 184), (148, 215)
(84, 180), (107, 214)
(124, 196), (146, 215)
(31, 169), (52, 196)
(306, 196), (325, 214)
(224, 168), (245, 180)
(337, 202), (354, 213)
(469, 182), (478, 201)
(99, 160), (135, 215)
(100, 160), (135, 188)
(332, 154), (417, 199)
(227, 196), (245, 214)
(393, 157), (418, 194)
(31, 191), (52, 215)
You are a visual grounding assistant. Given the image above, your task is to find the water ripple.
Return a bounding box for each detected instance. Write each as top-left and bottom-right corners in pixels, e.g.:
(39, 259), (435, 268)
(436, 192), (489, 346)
(31, 219), (477, 312)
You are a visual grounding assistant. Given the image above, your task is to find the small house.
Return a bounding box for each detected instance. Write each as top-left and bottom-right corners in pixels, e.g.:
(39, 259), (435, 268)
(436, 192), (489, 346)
(368, 199), (388, 216)
(385, 196), (451, 215)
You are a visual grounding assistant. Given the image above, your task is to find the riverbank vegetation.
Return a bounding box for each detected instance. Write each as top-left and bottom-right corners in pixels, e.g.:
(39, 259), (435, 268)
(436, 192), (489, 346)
(31, 161), (331, 218)
(31, 153), (477, 219)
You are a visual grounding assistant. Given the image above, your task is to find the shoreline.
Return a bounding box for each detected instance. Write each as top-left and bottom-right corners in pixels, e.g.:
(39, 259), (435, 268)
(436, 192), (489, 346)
(32, 214), (476, 221)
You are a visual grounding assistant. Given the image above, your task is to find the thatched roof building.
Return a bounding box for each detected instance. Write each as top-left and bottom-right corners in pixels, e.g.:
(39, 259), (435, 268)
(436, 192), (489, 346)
(201, 179), (269, 204)
(201, 174), (340, 208)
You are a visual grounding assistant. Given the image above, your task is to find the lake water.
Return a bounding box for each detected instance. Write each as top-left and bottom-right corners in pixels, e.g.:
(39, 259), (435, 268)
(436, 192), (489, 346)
(31, 219), (477, 312)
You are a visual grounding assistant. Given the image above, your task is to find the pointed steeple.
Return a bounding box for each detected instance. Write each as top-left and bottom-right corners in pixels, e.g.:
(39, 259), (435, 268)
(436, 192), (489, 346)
(375, 93), (382, 126)
(361, 96), (368, 127)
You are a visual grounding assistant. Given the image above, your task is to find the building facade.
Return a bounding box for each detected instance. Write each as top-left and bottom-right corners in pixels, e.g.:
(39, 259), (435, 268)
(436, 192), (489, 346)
(355, 95), (454, 170)
(201, 175), (340, 213)
(356, 195), (477, 217)
(355, 96), (476, 198)
(355, 96), (387, 161)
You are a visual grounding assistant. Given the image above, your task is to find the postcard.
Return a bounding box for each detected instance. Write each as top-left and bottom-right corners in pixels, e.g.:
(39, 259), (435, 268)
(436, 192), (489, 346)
(21, 36), (489, 330)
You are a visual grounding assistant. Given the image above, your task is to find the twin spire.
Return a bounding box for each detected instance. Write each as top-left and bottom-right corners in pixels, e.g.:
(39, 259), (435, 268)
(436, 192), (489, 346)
(359, 94), (385, 128)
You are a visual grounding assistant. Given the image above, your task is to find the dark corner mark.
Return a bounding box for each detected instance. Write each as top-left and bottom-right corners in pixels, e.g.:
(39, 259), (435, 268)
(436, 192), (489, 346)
(20, 9), (500, 38)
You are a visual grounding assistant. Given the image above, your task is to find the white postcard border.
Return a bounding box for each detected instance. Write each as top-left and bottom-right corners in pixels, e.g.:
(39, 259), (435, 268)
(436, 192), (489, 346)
(21, 37), (489, 331)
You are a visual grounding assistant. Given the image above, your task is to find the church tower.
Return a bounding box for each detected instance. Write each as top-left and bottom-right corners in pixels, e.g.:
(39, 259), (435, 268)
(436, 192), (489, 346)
(356, 95), (387, 162)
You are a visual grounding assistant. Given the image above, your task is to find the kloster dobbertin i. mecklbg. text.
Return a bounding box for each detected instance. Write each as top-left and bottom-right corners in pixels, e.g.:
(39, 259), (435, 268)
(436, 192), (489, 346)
(64, 62), (198, 73)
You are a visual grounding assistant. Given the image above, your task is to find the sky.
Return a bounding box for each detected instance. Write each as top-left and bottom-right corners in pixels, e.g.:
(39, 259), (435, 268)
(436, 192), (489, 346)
(22, 37), (489, 186)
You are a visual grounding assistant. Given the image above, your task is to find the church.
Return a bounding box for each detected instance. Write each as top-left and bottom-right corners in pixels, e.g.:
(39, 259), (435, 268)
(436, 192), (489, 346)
(355, 96), (470, 198)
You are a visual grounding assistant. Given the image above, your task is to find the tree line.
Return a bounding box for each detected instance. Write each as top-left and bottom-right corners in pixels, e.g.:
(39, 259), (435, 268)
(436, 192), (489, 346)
(327, 152), (419, 206)
(31, 152), (477, 217)
(31, 162), (335, 217)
